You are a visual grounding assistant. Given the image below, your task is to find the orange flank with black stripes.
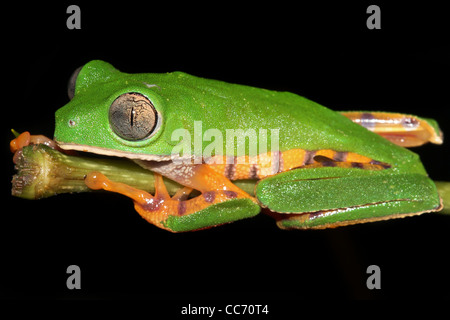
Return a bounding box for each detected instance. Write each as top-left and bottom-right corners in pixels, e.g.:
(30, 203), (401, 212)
(205, 149), (391, 180)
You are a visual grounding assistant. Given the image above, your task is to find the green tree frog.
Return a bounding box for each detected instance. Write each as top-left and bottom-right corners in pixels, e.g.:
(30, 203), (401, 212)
(11, 60), (443, 232)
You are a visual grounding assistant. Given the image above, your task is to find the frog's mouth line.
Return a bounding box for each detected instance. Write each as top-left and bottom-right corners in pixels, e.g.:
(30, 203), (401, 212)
(55, 141), (174, 162)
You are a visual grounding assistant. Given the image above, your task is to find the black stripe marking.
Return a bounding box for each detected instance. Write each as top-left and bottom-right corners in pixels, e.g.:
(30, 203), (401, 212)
(401, 117), (419, 129)
(224, 190), (237, 199)
(178, 201), (187, 216)
(224, 156), (236, 180)
(333, 151), (348, 162)
(351, 162), (364, 169)
(322, 161), (337, 167)
(304, 150), (316, 165)
(361, 113), (376, 129)
(203, 191), (216, 203)
(142, 198), (162, 212)
(249, 163), (258, 179)
(370, 160), (392, 169)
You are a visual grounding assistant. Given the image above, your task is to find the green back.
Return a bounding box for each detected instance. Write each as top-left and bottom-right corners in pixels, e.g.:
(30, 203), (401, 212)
(55, 60), (424, 174)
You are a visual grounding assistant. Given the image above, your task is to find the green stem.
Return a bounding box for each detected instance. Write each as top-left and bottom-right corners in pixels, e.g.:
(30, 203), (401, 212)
(11, 144), (449, 215)
(11, 144), (255, 199)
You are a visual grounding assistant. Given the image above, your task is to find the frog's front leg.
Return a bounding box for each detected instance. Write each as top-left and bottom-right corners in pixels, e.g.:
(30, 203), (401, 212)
(10, 131), (58, 153)
(10, 131), (73, 163)
(85, 162), (260, 232)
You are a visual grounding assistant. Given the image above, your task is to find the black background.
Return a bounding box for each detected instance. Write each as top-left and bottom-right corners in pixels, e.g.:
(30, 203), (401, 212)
(2, 1), (450, 308)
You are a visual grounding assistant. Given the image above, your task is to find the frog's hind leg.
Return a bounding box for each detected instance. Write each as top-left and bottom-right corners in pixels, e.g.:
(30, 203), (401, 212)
(340, 111), (443, 147)
(256, 167), (442, 230)
(85, 165), (260, 232)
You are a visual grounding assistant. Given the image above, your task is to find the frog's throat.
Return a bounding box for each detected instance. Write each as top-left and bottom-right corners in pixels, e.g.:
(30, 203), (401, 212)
(55, 141), (176, 161)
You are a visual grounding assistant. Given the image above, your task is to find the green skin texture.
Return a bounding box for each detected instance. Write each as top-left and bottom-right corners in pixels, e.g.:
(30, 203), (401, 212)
(54, 60), (441, 230)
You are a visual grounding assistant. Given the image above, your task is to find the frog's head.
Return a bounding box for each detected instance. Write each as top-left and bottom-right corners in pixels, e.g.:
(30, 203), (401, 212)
(55, 60), (181, 161)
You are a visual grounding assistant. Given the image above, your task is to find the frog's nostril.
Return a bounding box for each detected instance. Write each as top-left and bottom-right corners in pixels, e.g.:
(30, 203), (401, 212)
(68, 119), (77, 127)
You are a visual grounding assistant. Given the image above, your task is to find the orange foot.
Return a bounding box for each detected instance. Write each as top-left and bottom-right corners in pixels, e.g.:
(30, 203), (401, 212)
(10, 131), (57, 153)
(84, 170), (259, 232)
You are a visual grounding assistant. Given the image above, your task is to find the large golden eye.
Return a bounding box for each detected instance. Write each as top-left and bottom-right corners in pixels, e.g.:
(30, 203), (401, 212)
(109, 92), (157, 141)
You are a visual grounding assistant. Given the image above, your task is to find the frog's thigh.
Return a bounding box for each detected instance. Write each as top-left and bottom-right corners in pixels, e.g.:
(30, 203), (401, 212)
(256, 167), (442, 229)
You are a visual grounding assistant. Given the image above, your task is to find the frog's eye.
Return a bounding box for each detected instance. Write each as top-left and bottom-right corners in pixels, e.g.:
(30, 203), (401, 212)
(67, 66), (83, 100)
(109, 92), (158, 141)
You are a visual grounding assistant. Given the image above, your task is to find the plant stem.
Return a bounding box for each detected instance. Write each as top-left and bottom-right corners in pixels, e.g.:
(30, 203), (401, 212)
(11, 144), (255, 199)
(11, 144), (449, 215)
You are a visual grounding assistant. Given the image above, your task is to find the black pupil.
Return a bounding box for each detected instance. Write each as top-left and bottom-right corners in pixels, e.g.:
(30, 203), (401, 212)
(130, 107), (135, 127)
